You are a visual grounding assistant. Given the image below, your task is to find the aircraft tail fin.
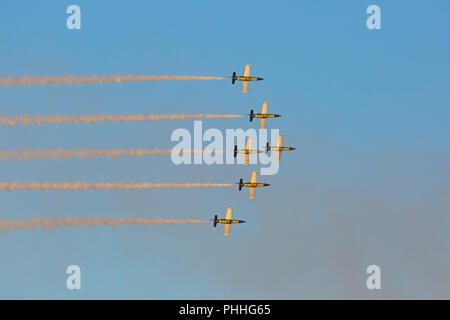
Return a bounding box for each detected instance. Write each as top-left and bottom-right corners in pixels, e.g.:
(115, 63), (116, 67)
(238, 178), (243, 191)
(213, 214), (218, 228)
(232, 72), (236, 84)
(266, 142), (270, 154)
(249, 109), (254, 122)
(233, 145), (238, 158)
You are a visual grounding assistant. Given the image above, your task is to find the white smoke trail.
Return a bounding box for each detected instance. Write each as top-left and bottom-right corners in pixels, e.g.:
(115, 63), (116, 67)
(0, 216), (208, 231)
(0, 74), (227, 87)
(0, 182), (234, 192)
(0, 114), (244, 127)
(0, 148), (226, 161)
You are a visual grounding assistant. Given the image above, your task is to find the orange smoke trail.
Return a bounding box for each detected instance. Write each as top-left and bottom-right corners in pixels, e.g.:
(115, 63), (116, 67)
(0, 182), (234, 192)
(0, 148), (226, 161)
(0, 114), (244, 127)
(0, 74), (227, 87)
(0, 216), (208, 231)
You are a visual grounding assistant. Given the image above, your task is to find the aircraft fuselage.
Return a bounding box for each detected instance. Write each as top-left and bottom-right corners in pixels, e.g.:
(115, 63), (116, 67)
(269, 147), (296, 151)
(217, 219), (245, 225)
(237, 150), (261, 154)
(242, 183), (270, 188)
(253, 114), (281, 119)
(235, 76), (264, 81)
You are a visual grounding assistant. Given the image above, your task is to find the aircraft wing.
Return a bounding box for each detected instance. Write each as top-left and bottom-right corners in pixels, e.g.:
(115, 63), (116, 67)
(224, 223), (231, 236)
(245, 138), (251, 166)
(277, 135), (283, 163)
(261, 102), (268, 129)
(224, 207), (232, 236)
(243, 81), (249, 93)
(244, 64), (251, 77)
(242, 65), (251, 93)
(249, 170), (257, 199)
(225, 207), (233, 220)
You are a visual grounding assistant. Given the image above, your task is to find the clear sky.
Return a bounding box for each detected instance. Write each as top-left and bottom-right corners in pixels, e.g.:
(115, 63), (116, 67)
(0, 0), (449, 299)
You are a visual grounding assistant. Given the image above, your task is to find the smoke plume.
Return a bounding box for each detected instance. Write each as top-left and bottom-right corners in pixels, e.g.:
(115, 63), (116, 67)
(0, 182), (234, 191)
(0, 114), (244, 127)
(0, 74), (227, 87)
(0, 148), (226, 161)
(0, 216), (208, 231)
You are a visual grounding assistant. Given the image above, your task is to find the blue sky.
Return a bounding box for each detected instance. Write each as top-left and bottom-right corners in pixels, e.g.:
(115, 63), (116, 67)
(0, 0), (449, 299)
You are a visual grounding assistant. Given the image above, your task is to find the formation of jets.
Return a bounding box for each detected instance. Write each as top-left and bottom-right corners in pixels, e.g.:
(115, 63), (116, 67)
(233, 134), (296, 165)
(213, 64), (296, 236)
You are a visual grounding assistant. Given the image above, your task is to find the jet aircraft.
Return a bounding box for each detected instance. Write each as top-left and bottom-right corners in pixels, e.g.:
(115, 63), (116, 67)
(249, 102), (281, 129)
(231, 64), (264, 93)
(237, 170), (270, 199)
(212, 207), (245, 236)
(234, 138), (262, 166)
(266, 135), (296, 162)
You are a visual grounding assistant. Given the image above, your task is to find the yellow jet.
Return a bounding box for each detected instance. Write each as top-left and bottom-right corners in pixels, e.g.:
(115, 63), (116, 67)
(212, 208), (246, 236)
(249, 102), (281, 129)
(266, 135), (296, 162)
(237, 170), (270, 199)
(234, 138), (262, 166)
(231, 64), (264, 93)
